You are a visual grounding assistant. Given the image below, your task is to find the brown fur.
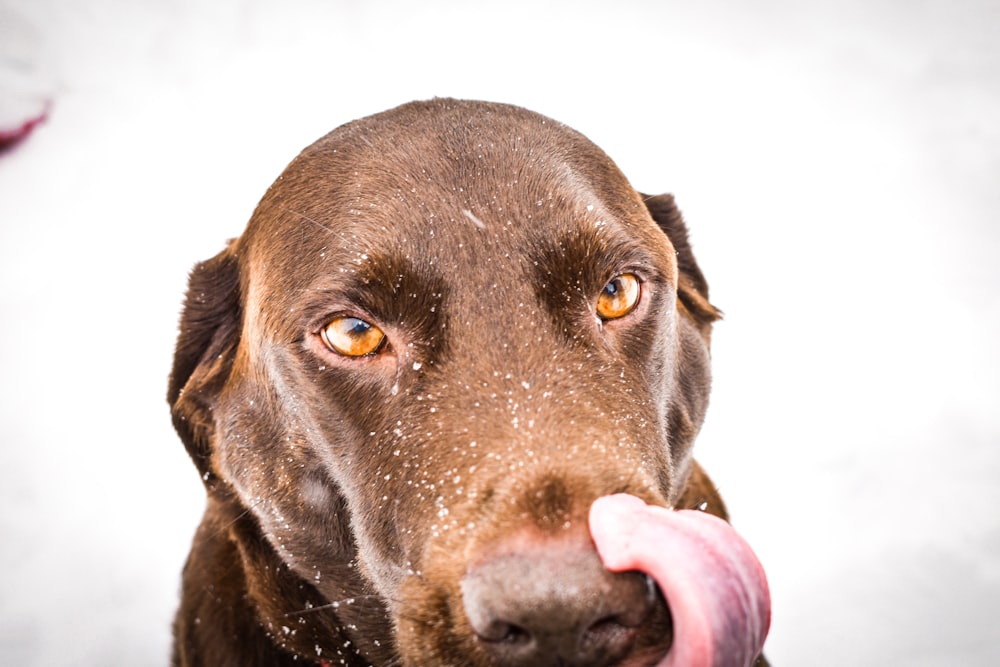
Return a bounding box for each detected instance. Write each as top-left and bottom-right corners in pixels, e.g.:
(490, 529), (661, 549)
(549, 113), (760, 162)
(168, 99), (755, 666)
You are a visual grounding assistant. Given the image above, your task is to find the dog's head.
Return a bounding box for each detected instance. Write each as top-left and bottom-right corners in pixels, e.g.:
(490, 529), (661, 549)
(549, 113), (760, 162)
(169, 99), (723, 666)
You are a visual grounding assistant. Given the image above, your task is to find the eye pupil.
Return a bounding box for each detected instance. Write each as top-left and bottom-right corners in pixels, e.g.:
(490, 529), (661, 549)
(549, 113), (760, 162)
(347, 319), (371, 335)
(321, 316), (386, 357)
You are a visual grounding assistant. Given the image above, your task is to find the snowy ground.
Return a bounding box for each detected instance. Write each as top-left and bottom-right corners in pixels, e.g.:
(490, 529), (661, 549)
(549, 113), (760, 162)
(1, 0), (998, 665)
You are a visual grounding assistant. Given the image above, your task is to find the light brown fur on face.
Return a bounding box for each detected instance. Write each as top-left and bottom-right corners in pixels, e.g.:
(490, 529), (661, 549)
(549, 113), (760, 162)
(167, 99), (755, 667)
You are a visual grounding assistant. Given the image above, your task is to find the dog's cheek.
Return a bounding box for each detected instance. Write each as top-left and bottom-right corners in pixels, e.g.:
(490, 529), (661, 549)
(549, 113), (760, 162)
(288, 366), (423, 590)
(208, 372), (338, 545)
(664, 315), (714, 500)
(612, 296), (681, 496)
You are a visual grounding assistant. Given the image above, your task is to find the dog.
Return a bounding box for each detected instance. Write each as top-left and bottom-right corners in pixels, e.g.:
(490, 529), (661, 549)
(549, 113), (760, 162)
(168, 98), (766, 666)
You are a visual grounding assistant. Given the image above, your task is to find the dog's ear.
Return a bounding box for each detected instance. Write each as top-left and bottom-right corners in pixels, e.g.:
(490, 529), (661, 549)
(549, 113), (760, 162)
(167, 241), (242, 482)
(642, 193), (721, 330)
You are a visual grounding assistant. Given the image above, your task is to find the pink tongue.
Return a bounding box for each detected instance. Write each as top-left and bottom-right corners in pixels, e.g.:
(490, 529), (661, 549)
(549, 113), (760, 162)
(589, 494), (770, 667)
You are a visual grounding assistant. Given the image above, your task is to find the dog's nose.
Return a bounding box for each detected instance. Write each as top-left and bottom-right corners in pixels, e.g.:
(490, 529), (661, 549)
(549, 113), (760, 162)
(460, 542), (661, 666)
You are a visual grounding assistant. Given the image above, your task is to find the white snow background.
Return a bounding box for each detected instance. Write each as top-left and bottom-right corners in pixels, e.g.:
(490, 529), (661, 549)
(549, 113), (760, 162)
(1, 0), (998, 664)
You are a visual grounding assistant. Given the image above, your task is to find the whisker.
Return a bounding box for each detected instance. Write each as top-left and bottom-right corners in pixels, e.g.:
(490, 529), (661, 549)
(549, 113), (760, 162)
(681, 483), (725, 512)
(281, 594), (388, 617)
(277, 205), (338, 236)
(203, 492), (268, 542)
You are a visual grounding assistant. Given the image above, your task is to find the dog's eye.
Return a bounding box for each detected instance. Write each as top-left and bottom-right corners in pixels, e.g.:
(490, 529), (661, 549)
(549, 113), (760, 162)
(321, 317), (386, 357)
(597, 274), (640, 320)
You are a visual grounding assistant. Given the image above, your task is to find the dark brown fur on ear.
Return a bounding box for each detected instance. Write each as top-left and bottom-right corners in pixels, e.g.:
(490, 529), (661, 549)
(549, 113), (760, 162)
(642, 193), (721, 329)
(674, 460), (729, 520)
(167, 242), (242, 481)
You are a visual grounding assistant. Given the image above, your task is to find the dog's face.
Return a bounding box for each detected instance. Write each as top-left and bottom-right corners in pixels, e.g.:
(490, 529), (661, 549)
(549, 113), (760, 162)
(170, 99), (721, 666)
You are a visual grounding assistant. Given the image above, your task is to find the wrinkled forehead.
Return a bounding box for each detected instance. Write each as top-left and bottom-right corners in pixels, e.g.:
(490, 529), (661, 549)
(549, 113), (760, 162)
(238, 105), (677, 315)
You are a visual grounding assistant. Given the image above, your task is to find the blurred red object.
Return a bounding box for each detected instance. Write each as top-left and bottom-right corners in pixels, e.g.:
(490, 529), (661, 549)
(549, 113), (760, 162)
(0, 101), (50, 151)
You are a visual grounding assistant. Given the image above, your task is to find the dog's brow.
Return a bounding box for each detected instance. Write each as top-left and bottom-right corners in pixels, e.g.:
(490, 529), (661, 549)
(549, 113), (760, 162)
(307, 250), (449, 329)
(530, 226), (661, 285)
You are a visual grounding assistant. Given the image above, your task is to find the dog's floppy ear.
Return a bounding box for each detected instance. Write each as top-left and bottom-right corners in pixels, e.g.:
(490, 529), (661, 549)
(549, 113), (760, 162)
(167, 240), (242, 482)
(642, 193), (721, 330)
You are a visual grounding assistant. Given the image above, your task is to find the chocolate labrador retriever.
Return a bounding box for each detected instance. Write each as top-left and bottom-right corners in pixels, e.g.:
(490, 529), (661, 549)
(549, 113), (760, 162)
(168, 99), (768, 666)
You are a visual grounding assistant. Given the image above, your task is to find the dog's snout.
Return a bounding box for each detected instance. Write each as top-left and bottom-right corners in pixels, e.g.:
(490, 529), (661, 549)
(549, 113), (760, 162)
(460, 541), (661, 666)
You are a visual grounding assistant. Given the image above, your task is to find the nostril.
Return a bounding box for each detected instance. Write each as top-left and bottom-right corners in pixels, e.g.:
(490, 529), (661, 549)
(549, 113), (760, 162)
(589, 614), (629, 634)
(478, 620), (532, 646)
(582, 583), (657, 649)
(501, 625), (531, 646)
(582, 614), (634, 648)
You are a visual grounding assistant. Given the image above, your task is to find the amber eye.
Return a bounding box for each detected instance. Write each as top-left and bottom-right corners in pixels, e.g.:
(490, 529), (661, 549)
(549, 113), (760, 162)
(321, 316), (386, 357)
(596, 274), (641, 320)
